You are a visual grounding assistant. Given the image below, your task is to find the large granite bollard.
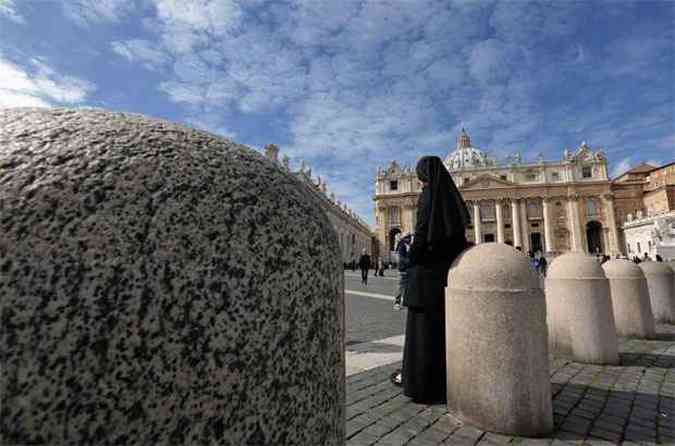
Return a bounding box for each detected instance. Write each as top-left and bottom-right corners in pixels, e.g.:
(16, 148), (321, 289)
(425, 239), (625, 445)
(0, 108), (344, 445)
(602, 260), (656, 338)
(446, 243), (553, 437)
(545, 253), (619, 365)
(640, 262), (675, 323)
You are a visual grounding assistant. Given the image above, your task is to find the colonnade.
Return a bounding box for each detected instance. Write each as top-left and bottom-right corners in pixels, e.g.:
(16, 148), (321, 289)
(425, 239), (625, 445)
(466, 194), (620, 255)
(469, 198), (545, 252)
(379, 194), (621, 256)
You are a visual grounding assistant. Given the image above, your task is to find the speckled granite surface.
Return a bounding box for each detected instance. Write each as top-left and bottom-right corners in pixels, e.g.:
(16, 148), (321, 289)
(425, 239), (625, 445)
(0, 108), (345, 445)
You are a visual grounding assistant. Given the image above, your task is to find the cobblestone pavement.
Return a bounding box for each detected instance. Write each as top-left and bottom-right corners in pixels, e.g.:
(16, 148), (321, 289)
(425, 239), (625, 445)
(345, 324), (675, 446)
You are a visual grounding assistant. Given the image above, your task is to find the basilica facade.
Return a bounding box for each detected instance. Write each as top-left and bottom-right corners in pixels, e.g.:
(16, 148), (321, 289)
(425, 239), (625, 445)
(374, 129), (622, 259)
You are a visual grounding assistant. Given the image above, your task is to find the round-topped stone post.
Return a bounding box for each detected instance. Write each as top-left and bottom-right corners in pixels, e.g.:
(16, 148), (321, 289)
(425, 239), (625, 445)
(0, 108), (344, 445)
(446, 243), (553, 437)
(545, 253), (619, 365)
(640, 262), (675, 323)
(602, 260), (655, 338)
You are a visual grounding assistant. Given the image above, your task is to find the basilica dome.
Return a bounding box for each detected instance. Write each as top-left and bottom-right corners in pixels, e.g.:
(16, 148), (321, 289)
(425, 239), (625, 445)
(444, 128), (493, 171)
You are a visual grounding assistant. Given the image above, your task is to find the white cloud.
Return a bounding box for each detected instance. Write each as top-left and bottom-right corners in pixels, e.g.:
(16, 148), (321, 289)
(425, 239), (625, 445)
(63, 0), (136, 26)
(0, 0), (24, 24)
(111, 39), (171, 70)
(0, 56), (94, 108)
(92, 0), (671, 225)
(154, 0), (241, 36)
(152, 0), (242, 54)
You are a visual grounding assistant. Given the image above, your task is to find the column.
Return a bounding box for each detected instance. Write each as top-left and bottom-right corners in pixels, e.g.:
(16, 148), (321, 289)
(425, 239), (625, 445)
(511, 199), (522, 249)
(604, 193), (620, 255)
(495, 200), (505, 244)
(520, 199), (531, 252)
(473, 201), (482, 244)
(381, 207), (389, 257)
(405, 204), (416, 234)
(543, 198), (555, 253)
(567, 196), (584, 252)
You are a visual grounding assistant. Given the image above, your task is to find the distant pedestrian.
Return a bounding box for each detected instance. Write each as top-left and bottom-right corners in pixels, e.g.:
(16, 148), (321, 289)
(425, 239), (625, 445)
(528, 251), (537, 270)
(391, 156), (470, 405)
(538, 255), (548, 277)
(643, 252), (652, 262)
(393, 234), (412, 310)
(358, 249), (371, 285)
(378, 258), (384, 277)
(656, 254), (664, 262)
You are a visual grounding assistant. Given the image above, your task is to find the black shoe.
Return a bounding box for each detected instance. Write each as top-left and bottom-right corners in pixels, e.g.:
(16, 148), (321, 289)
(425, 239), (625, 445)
(390, 371), (402, 387)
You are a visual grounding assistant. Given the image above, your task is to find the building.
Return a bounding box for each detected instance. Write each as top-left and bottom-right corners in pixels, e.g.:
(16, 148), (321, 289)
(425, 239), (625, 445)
(374, 129), (625, 260)
(615, 162), (675, 260)
(263, 144), (373, 263)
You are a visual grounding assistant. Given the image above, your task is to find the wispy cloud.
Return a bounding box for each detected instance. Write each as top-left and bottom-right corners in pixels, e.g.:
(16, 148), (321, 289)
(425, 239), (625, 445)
(0, 55), (95, 108)
(5, 0), (671, 225)
(0, 0), (24, 24)
(62, 0), (136, 26)
(111, 40), (171, 70)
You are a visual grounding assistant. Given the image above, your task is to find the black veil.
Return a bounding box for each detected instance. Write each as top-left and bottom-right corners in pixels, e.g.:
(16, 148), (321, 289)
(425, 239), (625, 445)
(415, 156), (470, 243)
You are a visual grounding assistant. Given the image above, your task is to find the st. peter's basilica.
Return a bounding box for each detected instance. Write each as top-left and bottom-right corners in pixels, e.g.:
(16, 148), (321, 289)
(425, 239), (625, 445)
(374, 129), (674, 260)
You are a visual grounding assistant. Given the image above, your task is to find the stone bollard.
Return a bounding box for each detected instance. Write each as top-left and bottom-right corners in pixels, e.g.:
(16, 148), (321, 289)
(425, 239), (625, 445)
(545, 253), (619, 365)
(446, 243), (553, 437)
(640, 262), (675, 323)
(0, 108), (344, 445)
(602, 260), (656, 338)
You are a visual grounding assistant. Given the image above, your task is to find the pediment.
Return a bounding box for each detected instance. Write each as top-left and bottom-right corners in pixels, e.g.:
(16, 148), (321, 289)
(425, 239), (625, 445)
(462, 174), (515, 189)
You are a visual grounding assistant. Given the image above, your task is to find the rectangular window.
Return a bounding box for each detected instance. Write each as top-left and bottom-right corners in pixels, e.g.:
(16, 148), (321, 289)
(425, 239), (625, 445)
(388, 207), (400, 225)
(627, 243), (631, 253)
(637, 242), (641, 253)
(582, 166), (592, 178)
(500, 175), (507, 180)
(551, 172), (560, 180)
(527, 201), (543, 219)
(480, 201), (496, 222)
(389, 180), (398, 191)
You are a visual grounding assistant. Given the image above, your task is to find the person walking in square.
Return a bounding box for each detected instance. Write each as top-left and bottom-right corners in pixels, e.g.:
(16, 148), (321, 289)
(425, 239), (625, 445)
(358, 249), (371, 286)
(391, 156), (470, 404)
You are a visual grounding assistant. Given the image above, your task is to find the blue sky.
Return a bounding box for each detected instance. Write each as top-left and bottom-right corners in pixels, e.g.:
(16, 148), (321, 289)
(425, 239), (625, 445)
(1, 0), (673, 225)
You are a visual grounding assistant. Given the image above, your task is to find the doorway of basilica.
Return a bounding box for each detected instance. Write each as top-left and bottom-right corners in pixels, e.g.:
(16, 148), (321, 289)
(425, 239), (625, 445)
(530, 233), (543, 254)
(586, 221), (604, 254)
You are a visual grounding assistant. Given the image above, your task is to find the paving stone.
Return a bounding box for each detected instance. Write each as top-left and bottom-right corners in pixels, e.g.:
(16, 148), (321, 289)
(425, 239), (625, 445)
(344, 323), (675, 446)
(588, 427), (622, 443)
(514, 439), (553, 446)
(347, 430), (382, 446)
(478, 431), (515, 445)
(560, 415), (592, 435)
(443, 425), (485, 446)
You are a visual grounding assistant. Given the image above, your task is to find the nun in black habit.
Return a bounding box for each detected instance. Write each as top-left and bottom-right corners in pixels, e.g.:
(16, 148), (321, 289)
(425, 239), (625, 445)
(399, 155), (470, 404)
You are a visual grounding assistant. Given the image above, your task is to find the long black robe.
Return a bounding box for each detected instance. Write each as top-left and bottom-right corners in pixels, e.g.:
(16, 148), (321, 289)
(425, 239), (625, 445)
(402, 157), (468, 404)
